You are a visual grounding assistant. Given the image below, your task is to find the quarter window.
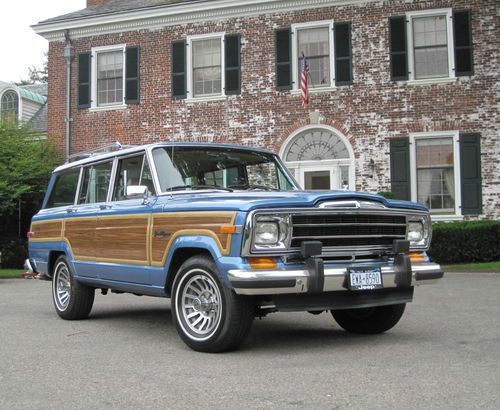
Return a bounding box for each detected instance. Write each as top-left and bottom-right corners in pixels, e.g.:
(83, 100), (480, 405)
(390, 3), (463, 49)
(45, 169), (80, 209)
(78, 161), (113, 204)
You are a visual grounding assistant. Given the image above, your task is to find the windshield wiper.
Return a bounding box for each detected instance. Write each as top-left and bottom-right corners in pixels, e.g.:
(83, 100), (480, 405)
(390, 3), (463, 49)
(168, 185), (233, 192)
(229, 184), (279, 191)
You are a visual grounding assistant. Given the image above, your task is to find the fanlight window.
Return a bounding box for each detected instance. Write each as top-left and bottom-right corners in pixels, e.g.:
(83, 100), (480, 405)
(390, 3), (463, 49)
(1, 91), (19, 123)
(285, 130), (350, 162)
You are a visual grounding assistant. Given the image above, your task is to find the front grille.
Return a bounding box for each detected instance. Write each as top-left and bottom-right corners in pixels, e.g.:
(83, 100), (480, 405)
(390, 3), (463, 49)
(290, 213), (407, 252)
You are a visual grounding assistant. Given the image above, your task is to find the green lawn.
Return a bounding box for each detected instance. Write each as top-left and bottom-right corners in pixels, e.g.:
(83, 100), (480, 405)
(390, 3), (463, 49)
(442, 261), (500, 272)
(0, 269), (24, 278)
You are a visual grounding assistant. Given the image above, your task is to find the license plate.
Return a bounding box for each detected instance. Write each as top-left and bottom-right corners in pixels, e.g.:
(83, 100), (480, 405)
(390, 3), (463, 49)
(348, 267), (383, 291)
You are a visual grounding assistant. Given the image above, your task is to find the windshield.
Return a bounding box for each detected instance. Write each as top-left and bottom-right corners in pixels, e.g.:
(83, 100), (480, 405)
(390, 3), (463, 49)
(152, 146), (298, 193)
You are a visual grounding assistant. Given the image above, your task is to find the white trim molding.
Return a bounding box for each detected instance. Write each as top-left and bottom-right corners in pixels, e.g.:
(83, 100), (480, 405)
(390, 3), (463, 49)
(90, 43), (127, 109)
(406, 8), (455, 82)
(186, 32), (225, 101)
(291, 20), (335, 91)
(279, 124), (355, 191)
(409, 130), (461, 218)
(32, 0), (380, 42)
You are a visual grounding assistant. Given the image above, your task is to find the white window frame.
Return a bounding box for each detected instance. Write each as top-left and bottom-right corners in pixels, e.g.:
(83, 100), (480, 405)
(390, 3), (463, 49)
(91, 44), (127, 110)
(186, 32), (226, 102)
(406, 8), (455, 84)
(0, 88), (22, 123)
(291, 20), (335, 92)
(409, 131), (462, 220)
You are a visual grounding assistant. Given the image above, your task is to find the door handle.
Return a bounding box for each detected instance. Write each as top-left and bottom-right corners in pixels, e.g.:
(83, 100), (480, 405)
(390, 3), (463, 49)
(66, 207), (77, 213)
(99, 204), (113, 210)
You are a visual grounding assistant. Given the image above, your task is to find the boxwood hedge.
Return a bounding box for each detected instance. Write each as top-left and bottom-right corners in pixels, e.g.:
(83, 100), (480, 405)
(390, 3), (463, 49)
(428, 221), (500, 264)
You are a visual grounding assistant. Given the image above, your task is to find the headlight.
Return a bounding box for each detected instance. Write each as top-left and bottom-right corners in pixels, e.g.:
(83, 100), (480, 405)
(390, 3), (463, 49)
(407, 215), (431, 248)
(255, 221), (279, 245)
(251, 214), (291, 250)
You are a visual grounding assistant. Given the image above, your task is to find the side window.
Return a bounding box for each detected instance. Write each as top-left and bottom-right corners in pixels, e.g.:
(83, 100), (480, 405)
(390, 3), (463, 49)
(78, 161), (113, 204)
(45, 169), (80, 208)
(113, 154), (155, 201)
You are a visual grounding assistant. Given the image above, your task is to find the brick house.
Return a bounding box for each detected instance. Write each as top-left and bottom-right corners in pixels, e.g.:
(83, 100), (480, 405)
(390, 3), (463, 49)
(33, 0), (498, 220)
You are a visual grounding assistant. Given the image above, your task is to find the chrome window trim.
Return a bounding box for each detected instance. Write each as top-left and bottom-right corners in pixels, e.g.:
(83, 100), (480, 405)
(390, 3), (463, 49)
(242, 207), (431, 257)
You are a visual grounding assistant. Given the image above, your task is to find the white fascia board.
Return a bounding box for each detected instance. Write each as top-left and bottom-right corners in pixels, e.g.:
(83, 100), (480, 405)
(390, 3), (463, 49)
(32, 0), (379, 41)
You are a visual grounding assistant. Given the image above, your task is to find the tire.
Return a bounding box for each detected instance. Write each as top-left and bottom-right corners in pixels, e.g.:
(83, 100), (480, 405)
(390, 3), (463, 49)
(171, 256), (254, 353)
(52, 256), (95, 320)
(331, 303), (406, 334)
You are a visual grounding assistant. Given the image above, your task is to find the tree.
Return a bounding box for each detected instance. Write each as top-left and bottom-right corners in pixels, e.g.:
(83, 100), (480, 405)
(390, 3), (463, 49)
(0, 123), (60, 218)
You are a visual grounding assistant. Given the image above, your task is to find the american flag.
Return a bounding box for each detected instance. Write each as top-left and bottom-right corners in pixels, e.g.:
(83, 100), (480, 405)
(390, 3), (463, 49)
(300, 52), (310, 107)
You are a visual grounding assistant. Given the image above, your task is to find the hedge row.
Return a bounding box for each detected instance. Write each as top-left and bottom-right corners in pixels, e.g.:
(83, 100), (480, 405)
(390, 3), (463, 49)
(428, 221), (500, 264)
(0, 238), (28, 269)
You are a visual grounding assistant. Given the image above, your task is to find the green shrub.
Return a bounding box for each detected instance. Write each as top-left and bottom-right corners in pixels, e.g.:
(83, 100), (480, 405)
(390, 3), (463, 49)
(0, 237), (28, 269)
(378, 191), (395, 199)
(428, 221), (500, 264)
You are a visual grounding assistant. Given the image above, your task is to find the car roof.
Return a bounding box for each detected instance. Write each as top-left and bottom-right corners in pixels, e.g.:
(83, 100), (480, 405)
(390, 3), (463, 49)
(53, 142), (276, 173)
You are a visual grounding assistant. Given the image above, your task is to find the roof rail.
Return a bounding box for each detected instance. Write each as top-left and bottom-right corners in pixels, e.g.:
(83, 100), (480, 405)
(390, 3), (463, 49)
(68, 141), (135, 162)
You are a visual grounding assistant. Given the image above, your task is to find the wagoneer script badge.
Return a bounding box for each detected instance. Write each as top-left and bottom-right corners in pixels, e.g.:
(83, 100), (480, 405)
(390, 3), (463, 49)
(154, 230), (170, 238)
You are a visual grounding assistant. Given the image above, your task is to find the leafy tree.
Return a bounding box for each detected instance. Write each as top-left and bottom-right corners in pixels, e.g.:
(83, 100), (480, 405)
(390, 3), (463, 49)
(0, 123), (60, 217)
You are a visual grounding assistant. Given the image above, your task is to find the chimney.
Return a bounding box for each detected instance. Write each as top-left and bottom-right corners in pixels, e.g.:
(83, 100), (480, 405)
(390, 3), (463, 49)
(87, 0), (108, 7)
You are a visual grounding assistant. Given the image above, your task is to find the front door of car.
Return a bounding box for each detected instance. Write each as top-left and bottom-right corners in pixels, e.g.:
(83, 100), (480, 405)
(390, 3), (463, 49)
(95, 153), (156, 285)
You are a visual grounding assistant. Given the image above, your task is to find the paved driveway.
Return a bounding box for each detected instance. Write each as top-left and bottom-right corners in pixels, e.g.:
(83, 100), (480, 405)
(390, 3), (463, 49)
(1, 273), (499, 409)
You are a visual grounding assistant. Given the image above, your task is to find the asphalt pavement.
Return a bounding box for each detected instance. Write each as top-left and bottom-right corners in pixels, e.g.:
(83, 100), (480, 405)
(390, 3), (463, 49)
(0, 272), (499, 409)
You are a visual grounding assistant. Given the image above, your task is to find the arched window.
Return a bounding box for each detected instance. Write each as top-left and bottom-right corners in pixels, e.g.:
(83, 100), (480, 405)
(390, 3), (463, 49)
(1, 90), (19, 123)
(280, 126), (355, 190)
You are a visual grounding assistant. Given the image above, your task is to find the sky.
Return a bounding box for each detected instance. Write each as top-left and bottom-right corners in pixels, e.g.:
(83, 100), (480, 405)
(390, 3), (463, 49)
(0, 0), (86, 83)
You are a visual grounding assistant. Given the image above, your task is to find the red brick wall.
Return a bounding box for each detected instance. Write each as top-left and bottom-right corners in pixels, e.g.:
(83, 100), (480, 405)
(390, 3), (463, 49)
(47, 0), (499, 218)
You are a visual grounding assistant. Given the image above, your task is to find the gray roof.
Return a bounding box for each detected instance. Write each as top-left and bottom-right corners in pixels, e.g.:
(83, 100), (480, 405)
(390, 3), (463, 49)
(38, 0), (215, 24)
(27, 104), (48, 133)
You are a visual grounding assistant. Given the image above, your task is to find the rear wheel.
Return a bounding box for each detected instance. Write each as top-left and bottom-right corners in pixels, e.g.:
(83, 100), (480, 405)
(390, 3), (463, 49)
(331, 304), (406, 334)
(171, 256), (254, 352)
(52, 256), (95, 320)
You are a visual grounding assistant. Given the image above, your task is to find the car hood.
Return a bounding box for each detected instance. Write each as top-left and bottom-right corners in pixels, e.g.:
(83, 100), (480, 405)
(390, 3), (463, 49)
(157, 190), (428, 213)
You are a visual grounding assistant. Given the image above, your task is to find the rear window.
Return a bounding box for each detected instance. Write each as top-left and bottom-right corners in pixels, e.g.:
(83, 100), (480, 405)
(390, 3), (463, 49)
(45, 169), (80, 209)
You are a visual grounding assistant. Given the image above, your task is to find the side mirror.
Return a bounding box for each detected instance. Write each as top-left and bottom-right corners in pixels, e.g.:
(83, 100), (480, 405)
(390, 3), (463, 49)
(126, 185), (148, 199)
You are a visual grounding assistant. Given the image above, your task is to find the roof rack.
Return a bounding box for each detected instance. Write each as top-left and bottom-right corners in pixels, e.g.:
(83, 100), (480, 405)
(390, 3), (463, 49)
(68, 141), (135, 162)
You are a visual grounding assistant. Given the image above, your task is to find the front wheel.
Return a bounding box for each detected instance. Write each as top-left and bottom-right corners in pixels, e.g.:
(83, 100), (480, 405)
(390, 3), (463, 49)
(331, 303), (406, 334)
(52, 256), (95, 320)
(171, 256), (254, 352)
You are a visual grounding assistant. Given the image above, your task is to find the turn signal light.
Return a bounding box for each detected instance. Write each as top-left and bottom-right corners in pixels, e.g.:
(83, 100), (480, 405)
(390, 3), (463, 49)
(247, 257), (277, 269)
(409, 252), (425, 263)
(220, 225), (237, 234)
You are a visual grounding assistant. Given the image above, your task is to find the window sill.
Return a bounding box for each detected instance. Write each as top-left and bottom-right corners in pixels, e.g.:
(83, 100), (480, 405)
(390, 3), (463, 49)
(405, 77), (457, 86)
(431, 214), (464, 222)
(186, 95), (227, 103)
(290, 86), (335, 96)
(89, 104), (128, 112)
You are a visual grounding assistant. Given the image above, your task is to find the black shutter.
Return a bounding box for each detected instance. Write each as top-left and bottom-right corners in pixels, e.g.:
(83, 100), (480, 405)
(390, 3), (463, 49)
(225, 34), (241, 95)
(459, 133), (482, 215)
(77, 52), (91, 108)
(275, 28), (292, 90)
(389, 16), (408, 81)
(453, 10), (473, 76)
(390, 138), (410, 200)
(334, 22), (352, 86)
(172, 40), (186, 99)
(125, 46), (140, 104)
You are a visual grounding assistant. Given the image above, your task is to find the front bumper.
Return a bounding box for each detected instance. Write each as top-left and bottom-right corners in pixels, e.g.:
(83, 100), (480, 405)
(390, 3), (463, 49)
(228, 262), (443, 296)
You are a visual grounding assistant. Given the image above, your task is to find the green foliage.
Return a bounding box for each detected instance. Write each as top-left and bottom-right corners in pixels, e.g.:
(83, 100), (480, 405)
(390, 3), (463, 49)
(378, 191), (395, 199)
(428, 221), (500, 264)
(0, 123), (60, 216)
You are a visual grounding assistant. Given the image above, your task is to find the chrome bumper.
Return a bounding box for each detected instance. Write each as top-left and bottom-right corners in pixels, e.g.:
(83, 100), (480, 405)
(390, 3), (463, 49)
(228, 262), (443, 296)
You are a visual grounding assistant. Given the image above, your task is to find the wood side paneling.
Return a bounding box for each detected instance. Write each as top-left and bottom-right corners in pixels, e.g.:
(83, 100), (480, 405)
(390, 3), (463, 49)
(95, 215), (149, 262)
(30, 220), (63, 241)
(151, 212), (236, 265)
(64, 218), (97, 258)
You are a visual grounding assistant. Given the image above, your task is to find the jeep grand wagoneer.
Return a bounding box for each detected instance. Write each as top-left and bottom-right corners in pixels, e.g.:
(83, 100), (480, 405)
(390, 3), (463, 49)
(26, 143), (443, 352)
